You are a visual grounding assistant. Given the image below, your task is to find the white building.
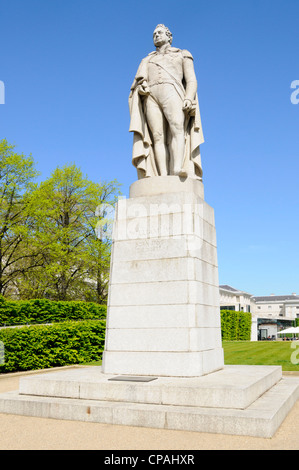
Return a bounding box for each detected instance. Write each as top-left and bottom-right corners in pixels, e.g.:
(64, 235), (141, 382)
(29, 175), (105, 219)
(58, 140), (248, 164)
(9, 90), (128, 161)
(219, 285), (252, 312)
(219, 285), (299, 341)
(252, 294), (299, 340)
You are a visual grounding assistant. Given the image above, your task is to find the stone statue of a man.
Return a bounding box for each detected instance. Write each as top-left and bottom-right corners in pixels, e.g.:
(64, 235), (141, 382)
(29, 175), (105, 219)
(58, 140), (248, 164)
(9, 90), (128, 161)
(129, 24), (204, 180)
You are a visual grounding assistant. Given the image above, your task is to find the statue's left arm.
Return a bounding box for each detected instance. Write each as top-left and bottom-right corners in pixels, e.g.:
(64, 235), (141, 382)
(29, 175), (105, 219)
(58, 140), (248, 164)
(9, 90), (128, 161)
(182, 50), (197, 112)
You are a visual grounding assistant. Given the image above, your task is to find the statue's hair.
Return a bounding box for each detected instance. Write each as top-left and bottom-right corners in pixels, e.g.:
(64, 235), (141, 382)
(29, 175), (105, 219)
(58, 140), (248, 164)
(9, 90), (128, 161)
(154, 24), (173, 45)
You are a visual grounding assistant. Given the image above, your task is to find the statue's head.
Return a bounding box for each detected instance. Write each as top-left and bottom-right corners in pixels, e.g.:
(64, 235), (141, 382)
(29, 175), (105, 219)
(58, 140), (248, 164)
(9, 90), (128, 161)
(153, 24), (173, 47)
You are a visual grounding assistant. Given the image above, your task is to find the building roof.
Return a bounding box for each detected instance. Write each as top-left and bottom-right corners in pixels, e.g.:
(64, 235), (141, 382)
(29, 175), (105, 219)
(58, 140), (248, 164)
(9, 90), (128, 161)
(253, 294), (299, 302)
(220, 285), (299, 303)
(219, 285), (252, 296)
(219, 285), (239, 292)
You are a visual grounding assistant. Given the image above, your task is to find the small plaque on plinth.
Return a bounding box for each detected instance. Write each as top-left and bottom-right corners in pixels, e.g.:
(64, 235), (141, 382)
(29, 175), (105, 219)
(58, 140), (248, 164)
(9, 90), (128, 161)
(108, 376), (157, 383)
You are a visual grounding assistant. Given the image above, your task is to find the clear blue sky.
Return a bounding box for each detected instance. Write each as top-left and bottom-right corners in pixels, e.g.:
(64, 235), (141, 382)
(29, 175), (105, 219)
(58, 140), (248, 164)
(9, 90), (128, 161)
(1, 0), (299, 296)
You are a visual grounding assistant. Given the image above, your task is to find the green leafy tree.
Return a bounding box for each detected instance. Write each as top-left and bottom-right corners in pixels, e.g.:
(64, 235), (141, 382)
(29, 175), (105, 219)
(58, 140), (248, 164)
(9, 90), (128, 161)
(0, 139), (40, 296)
(24, 164), (120, 301)
(85, 180), (119, 303)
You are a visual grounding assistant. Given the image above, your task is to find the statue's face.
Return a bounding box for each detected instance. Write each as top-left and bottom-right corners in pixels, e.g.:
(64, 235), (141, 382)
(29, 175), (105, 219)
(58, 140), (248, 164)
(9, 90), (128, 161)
(153, 27), (169, 47)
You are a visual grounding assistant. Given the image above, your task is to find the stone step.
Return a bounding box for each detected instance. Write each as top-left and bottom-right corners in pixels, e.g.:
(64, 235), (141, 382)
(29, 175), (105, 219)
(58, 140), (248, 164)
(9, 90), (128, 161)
(18, 365), (281, 410)
(1, 375), (299, 438)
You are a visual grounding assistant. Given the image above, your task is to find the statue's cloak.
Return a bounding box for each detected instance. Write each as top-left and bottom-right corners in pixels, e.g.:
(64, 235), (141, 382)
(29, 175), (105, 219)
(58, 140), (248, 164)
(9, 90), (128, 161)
(128, 52), (204, 179)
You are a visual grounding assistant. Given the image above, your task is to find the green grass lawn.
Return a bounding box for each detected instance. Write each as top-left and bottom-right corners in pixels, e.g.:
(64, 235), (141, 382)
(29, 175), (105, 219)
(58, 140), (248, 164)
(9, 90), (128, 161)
(223, 341), (299, 371)
(83, 341), (299, 372)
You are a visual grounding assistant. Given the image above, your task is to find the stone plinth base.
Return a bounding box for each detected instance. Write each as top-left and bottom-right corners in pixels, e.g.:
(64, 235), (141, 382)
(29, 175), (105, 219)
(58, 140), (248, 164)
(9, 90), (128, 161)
(102, 177), (224, 377)
(129, 176), (204, 198)
(0, 365), (299, 438)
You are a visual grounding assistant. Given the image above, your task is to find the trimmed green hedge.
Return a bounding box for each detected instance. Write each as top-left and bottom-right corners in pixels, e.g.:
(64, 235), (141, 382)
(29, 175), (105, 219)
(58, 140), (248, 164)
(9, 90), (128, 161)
(0, 303), (253, 374)
(0, 320), (106, 373)
(0, 296), (106, 326)
(220, 310), (251, 341)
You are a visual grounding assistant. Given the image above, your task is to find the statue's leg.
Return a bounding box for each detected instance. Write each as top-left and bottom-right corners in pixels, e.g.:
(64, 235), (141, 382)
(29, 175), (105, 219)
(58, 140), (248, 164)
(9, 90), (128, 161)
(161, 89), (185, 175)
(145, 95), (168, 176)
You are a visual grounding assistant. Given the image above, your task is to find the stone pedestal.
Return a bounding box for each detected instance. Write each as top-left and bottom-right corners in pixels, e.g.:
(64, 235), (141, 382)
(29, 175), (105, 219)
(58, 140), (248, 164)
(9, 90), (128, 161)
(102, 176), (224, 377)
(1, 178), (299, 437)
(1, 176), (297, 439)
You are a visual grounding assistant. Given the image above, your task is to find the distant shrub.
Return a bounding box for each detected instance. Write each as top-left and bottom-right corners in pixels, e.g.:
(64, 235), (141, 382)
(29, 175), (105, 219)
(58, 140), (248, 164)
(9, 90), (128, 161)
(220, 310), (251, 341)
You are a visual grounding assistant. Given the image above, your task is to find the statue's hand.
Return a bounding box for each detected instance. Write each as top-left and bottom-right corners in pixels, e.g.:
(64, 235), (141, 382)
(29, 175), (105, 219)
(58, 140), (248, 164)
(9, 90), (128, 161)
(182, 99), (193, 112)
(138, 81), (150, 96)
(183, 99), (196, 116)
